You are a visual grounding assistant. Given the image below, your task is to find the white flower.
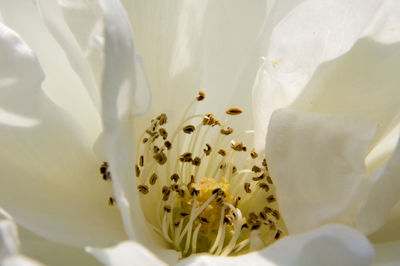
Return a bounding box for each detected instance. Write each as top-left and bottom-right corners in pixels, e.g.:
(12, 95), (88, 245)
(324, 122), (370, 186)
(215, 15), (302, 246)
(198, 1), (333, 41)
(0, 0), (400, 265)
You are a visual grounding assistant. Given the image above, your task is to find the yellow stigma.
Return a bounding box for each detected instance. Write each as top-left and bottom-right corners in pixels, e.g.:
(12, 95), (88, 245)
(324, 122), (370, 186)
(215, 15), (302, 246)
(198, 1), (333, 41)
(101, 91), (287, 257)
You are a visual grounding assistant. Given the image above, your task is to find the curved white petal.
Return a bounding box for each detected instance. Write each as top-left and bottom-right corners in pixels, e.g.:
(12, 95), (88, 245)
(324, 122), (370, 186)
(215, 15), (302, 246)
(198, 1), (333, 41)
(0, 0), (101, 143)
(1, 209), (44, 266)
(98, 0), (170, 255)
(369, 201), (400, 243)
(18, 226), (100, 266)
(34, 0), (102, 111)
(357, 133), (400, 235)
(253, 0), (382, 150)
(0, 22), (125, 247)
(178, 225), (374, 266)
(291, 38), (400, 147)
(86, 241), (177, 266)
(266, 109), (376, 234)
(363, 0), (400, 44)
(373, 241), (400, 266)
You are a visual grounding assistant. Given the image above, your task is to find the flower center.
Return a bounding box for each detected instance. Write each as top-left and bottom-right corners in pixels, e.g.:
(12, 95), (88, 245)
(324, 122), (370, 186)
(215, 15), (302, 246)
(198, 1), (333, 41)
(102, 91), (286, 256)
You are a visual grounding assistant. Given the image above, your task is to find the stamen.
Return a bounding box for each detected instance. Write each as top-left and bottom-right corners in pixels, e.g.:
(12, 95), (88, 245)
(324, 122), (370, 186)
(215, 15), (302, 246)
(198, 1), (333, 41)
(132, 91), (286, 257)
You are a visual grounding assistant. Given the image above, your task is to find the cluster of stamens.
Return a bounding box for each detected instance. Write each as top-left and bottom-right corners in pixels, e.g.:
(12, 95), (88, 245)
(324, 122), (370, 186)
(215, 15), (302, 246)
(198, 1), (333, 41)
(100, 91), (286, 256)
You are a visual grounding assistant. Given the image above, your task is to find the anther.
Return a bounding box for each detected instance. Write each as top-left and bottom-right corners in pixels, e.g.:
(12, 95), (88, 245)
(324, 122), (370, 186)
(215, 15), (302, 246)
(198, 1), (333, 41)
(135, 164), (141, 177)
(264, 207), (273, 214)
(189, 186), (200, 196)
(231, 141), (245, 152)
(252, 173), (264, 181)
(272, 210), (280, 220)
(220, 127), (233, 135)
(153, 146), (160, 153)
(164, 205), (172, 213)
(249, 212), (258, 221)
(192, 157), (201, 166)
(267, 195), (276, 203)
(138, 185), (149, 194)
(139, 156), (144, 167)
(142, 138), (148, 144)
(183, 125), (195, 134)
(224, 216), (232, 225)
(252, 165), (261, 173)
(259, 211), (267, 220)
(199, 217), (209, 224)
(262, 158), (268, 170)
(158, 128), (168, 140)
(153, 151), (167, 165)
(251, 223), (261, 230)
(162, 186), (170, 195)
(180, 212), (189, 217)
(171, 184), (179, 191)
(266, 176), (273, 184)
(99, 162), (108, 174)
(244, 182), (251, 193)
(269, 221), (277, 231)
(149, 173), (158, 185)
(102, 171), (111, 181)
(203, 144), (212, 156)
(145, 129), (157, 137)
(259, 183), (270, 192)
(216, 197), (224, 206)
(156, 113), (167, 125)
(212, 188), (221, 195)
(226, 107), (243, 115)
(234, 196), (241, 208)
(108, 197), (115, 206)
(232, 166), (237, 174)
(202, 113), (218, 126)
(179, 152), (192, 162)
(274, 230), (282, 240)
(163, 191), (171, 201)
(218, 149), (227, 157)
(177, 189), (185, 198)
(250, 148), (258, 159)
(197, 90), (205, 101)
(164, 140), (172, 150)
(170, 173), (180, 182)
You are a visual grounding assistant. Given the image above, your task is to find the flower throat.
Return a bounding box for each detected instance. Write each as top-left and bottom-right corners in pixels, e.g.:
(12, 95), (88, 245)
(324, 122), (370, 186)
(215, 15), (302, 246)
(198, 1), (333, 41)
(103, 91), (286, 257)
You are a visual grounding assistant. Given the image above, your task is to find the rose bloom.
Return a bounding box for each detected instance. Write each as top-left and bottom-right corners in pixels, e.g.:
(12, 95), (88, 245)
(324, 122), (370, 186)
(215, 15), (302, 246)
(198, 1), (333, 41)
(1, 0), (400, 265)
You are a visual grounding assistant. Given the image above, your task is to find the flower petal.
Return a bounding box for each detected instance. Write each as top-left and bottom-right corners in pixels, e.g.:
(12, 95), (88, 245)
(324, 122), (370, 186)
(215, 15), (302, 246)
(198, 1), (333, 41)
(373, 240), (400, 265)
(0, 22), (125, 247)
(369, 202), (400, 243)
(357, 134), (400, 235)
(35, 0), (103, 110)
(253, 0), (382, 150)
(98, 0), (171, 256)
(363, 0), (400, 44)
(291, 38), (400, 147)
(86, 241), (178, 266)
(18, 226), (100, 266)
(266, 109), (376, 234)
(178, 225), (374, 266)
(1, 208), (44, 266)
(0, 0), (101, 143)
